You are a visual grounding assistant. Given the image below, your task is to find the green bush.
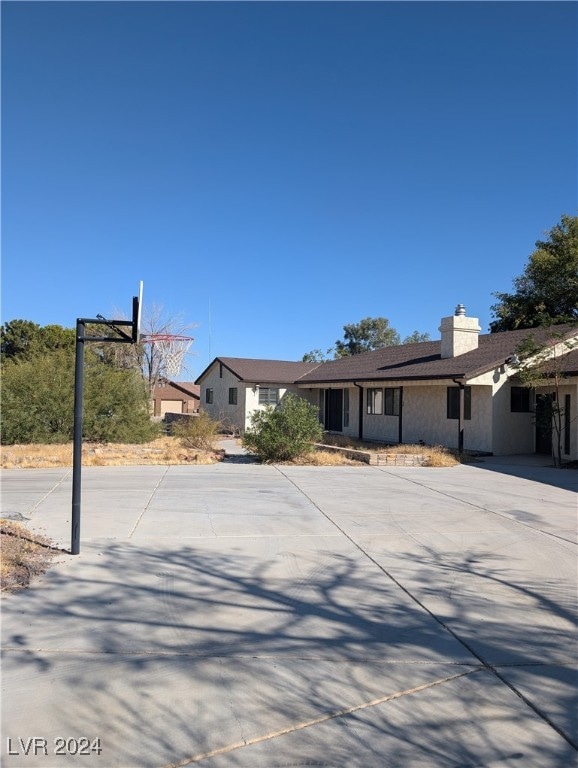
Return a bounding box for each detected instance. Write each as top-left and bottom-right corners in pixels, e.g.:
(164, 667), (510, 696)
(1, 349), (158, 445)
(242, 393), (323, 463)
(172, 412), (221, 451)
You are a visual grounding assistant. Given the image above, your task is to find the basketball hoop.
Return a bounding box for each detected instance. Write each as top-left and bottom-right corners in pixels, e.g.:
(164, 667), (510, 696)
(141, 334), (194, 377)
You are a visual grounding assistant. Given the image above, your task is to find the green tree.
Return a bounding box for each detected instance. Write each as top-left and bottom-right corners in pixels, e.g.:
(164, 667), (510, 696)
(490, 214), (578, 332)
(83, 356), (158, 443)
(334, 317), (400, 357)
(2, 348), (76, 443)
(1, 319), (41, 361)
(1, 320), (75, 361)
(402, 331), (431, 344)
(1, 346), (157, 445)
(243, 393), (323, 463)
(301, 348), (333, 363)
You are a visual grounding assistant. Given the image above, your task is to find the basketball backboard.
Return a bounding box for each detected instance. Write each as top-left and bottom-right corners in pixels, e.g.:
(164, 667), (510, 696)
(132, 280), (143, 343)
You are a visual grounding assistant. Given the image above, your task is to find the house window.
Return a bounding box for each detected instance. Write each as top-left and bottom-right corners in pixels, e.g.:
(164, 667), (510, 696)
(229, 387), (237, 405)
(511, 386), (531, 413)
(367, 388), (383, 415)
(343, 389), (350, 428)
(258, 387), (278, 405)
(447, 386), (471, 420)
(206, 388), (213, 404)
(384, 388), (401, 416)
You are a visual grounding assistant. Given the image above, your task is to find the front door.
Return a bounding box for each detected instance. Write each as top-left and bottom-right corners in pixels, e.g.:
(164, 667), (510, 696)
(326, 389), (343, 432)
(535, 393), (553, 455)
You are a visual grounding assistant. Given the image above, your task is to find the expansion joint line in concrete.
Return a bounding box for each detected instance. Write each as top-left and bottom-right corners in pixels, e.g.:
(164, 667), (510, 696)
(376, 466), (577, 546)
(128, 466), (170, 538)
(275, 467), (578, 753)
(29, 469), (72, 516)
(162, 668), (481, 767)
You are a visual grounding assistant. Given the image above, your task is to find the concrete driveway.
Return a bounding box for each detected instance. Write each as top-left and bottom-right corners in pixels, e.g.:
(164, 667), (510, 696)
(1, 456), (576, 767)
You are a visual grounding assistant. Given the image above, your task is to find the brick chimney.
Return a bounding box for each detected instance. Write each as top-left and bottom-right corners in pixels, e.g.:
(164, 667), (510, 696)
(439, 304), (481, 358)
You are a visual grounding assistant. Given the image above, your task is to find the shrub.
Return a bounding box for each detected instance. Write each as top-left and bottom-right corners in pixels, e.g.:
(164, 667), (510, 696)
(172, 412), (221, 451)
(1, 349), (158, 445)
(243, 393), (323, 463)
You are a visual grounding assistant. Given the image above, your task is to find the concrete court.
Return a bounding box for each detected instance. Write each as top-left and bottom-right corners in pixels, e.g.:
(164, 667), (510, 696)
(1, 453), (577, 768)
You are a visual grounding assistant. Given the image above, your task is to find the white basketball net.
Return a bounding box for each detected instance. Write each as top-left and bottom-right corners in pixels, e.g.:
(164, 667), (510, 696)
(146, 335), (194, 377)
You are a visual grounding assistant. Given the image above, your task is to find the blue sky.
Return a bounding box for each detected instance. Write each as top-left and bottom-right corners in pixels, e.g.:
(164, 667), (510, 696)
(2, 1), (576, 378)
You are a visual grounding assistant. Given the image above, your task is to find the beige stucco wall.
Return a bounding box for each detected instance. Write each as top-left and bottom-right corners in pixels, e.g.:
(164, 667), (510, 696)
(200, 363), (319, 432)
(302, 381), (495, 452)
(198, 363), (246, 432)
(490, 378), (534, 455)
(398, 384), (492, 452)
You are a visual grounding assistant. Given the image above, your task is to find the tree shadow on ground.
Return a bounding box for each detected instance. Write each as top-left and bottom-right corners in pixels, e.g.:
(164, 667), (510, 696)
(2, 540), (576, 767)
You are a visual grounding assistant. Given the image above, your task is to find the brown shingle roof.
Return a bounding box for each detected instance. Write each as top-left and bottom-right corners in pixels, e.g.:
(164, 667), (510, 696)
(194, 326), (577, 387)
(196, 358), (321, 385)
(154, 380), (200, 398)
(299, 325), (578, 384)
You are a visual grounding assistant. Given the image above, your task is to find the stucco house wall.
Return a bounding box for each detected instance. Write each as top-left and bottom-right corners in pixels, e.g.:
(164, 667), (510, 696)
(359, 381), (402, 443)
(380, 383), (493, 453)
(199, 362), (319, 432)
(244, 384), (317, 430)
(490, 379), (534, 455)
(199, 363), (246, 432)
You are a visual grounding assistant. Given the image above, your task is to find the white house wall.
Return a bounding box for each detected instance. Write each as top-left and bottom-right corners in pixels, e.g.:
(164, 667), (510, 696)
(490, 379), (534, 455)
(199, 363), (246, 432)
(244, 385), (317, 431)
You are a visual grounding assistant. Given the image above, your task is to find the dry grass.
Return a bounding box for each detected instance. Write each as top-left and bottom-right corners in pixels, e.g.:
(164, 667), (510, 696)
(1, 437), (224, 469)
(1, 436), (465, 470)
(285, 449), (362, 466)
(1, 520), (61, 594)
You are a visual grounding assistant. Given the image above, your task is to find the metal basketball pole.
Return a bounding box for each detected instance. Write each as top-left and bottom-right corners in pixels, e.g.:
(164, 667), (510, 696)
(71, 319), (85, 555)
(70, 287), (141, 555)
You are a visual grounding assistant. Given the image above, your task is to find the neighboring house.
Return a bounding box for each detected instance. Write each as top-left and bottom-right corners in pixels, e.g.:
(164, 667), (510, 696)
(195, 307), (578, 460)
(151, 380), (200, 417)
(194, 359), (320, 433)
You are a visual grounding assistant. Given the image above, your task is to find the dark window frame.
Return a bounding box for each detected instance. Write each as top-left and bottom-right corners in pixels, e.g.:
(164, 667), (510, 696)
(228, 387), (238, 405)
(447, 386), (471, 420)
(206, 388), (214, 404)
(511, 386), (531, 413)
(384, 387), (401, 416)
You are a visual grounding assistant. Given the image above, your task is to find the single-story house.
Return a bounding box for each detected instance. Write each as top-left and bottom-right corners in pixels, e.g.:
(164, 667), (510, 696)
(151, 379), (200, 417)
(194, 359), (320, 434)
(195, 307), (578, 460)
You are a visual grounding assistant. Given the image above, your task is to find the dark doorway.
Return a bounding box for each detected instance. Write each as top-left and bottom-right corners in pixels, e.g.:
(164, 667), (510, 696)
(535, 393), (553, 455)
(325, 389), (343, 432)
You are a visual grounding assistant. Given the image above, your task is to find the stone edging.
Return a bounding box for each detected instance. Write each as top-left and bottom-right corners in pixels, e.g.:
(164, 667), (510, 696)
(315, 444), (428, 466)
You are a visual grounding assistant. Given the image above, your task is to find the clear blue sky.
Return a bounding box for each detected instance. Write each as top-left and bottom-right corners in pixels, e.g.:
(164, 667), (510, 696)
(2, 1), (576, 378)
